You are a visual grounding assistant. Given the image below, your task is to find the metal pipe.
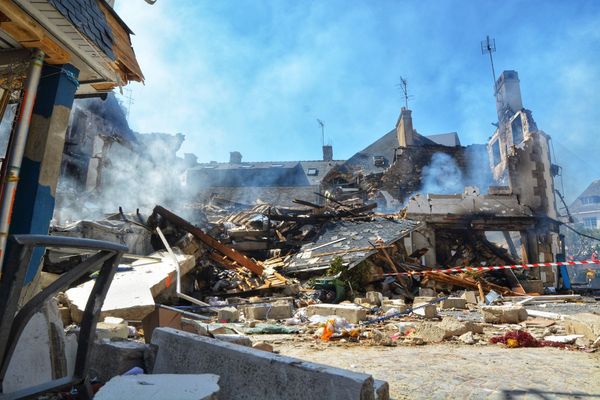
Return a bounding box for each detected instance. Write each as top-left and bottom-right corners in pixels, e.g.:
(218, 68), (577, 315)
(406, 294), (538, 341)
(0, 49), (45, 276)
(156, 227), (211, 308)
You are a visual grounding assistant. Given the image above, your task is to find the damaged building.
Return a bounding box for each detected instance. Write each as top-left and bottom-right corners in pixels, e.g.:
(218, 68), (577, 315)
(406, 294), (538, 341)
(186, 145), (344, 207)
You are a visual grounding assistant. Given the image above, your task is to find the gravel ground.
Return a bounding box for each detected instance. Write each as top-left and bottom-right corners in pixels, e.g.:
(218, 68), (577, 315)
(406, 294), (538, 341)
(263, 336), (600, 400)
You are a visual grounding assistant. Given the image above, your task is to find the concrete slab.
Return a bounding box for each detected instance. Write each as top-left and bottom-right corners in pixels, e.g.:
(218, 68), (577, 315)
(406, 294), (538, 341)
(152, 328), (382, 399)
(564, 313), (600, 340)
(65, 251), (195, 322)
(95, 374), (220, 400)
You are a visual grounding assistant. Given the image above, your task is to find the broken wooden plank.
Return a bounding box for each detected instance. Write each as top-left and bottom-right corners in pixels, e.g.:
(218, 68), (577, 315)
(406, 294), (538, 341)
(154, 206), (264, 275)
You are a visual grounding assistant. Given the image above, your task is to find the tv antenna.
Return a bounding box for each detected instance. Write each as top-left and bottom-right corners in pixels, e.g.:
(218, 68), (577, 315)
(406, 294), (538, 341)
(481, 35), (498, 96)
(397, 76), (413, 109)
(123, 88), (135, 119)
(316, 118), (325, 147)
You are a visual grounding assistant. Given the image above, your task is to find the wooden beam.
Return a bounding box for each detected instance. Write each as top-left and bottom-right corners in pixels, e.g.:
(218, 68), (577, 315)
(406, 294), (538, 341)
(154, 206), (264, 276)
(0, 3), (70, 64)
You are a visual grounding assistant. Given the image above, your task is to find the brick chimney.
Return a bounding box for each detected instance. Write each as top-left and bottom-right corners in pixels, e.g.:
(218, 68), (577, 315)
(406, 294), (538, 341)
(396, 107), (414, 147)
(322, 145), (333, 161)
(229, 151), (242, 164)
(495, 70), (523, 122)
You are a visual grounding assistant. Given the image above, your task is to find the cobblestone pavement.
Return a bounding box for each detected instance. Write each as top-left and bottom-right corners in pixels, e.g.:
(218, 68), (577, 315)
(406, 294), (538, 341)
(270, 337), (600, 399)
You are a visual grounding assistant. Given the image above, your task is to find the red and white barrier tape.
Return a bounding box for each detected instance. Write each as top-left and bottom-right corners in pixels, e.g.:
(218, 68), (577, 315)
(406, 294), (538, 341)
(383, 260), (600, 277)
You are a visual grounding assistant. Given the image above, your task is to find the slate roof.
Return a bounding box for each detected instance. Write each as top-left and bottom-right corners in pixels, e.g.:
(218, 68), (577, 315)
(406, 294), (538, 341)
(340, 127), (441, 175)
(570, 179), (600, 215)
(190, 160), (345, 188)
(284, 218), (420, 273)
(48, 0), (116, 60)
(426, 132), (461, 147)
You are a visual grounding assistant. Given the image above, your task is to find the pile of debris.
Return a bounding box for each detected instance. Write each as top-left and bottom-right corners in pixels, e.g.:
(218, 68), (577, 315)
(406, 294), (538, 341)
(36, 197), (599, 398)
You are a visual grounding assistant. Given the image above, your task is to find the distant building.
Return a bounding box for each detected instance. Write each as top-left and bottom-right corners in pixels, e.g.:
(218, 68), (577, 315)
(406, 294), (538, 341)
(570, 179), (600, 229)
(186, 148), (344, 207)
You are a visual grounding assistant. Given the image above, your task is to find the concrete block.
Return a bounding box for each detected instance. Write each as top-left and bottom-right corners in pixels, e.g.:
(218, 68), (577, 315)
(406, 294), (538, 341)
(413, 322), (445, 342)
(481, 305), (528, 324)
(89, 339), (147, 382)
(439, 297), (467, 310)
(460, 291), (479, 304)
(217, 306), (239, 322)
(95, 374), (220, 400)
(438, 317), (483, 338)
(96, 317), (129, 340)
(413, 296), (436, 305)
(564, 313), (600, 340)
(152, 328), (383, 399)
(306, 304), (368, 323)
(366, 291), (383, 306)
(245, 302), (293, 320)
(412, 304), (437, 319)
(381, 299), (406, 312)
(374, 379), (390, 400)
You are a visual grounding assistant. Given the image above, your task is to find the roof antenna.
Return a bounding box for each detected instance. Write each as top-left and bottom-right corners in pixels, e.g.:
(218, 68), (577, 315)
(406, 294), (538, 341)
(481, 35), (498, 97)
(316, 118), (325, 147)
(397, 76), (412, 109)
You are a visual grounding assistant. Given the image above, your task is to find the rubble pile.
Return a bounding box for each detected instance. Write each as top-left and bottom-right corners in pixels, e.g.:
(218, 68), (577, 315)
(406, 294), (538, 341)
(43, 198), (600, 371)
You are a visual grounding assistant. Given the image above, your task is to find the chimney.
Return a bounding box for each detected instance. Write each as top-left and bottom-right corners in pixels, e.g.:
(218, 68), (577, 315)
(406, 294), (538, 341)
(495, 70), (523, 121)
(230, 151), (242, 164)
(322, 145), (333, 161)
(396, 107), (414, 147)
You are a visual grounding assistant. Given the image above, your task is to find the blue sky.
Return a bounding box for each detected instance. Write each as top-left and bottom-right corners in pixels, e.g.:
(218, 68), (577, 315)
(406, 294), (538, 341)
(115, 0), (600, 202)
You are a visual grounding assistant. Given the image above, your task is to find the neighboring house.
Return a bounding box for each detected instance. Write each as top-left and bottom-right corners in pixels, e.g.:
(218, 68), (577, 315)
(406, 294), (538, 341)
(570, 179), (600, 229)
(186, 149), (345, 207)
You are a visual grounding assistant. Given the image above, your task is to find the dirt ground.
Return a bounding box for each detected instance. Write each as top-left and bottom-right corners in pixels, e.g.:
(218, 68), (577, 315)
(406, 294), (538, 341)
(253, 334), (600, 399)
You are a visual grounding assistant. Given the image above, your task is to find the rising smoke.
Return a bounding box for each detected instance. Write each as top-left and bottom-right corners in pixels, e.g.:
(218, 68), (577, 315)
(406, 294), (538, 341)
(420, 152), (464, 195)
(418, 147), (494, 196)
(55, 94), (192, 224)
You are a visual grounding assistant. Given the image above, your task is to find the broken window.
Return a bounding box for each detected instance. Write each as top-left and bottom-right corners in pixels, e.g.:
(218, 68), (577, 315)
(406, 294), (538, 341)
(484, 231), (524, 262)
(491, 139), (501, 166)
(373, 155), (385, 167)
(307, 168), (318, 176)
(511, 115), (524, 145)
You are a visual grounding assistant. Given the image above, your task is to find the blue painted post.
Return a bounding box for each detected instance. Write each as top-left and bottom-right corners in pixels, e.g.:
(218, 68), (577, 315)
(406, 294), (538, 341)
(8, 63), (79, 284)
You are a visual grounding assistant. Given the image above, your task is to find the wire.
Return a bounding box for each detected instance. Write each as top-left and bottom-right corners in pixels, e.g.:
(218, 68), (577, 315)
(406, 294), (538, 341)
(562, 223), (600, 242)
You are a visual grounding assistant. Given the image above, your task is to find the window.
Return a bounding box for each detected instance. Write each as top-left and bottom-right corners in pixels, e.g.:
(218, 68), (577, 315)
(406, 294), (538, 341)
(373, 155), (385, 167)
(581, 196), (600, 205)
(511, 115), (523, 144)
(491, 140), (501, 166)
(583, 217), (598, 229)
(307, 168), (318, 176)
